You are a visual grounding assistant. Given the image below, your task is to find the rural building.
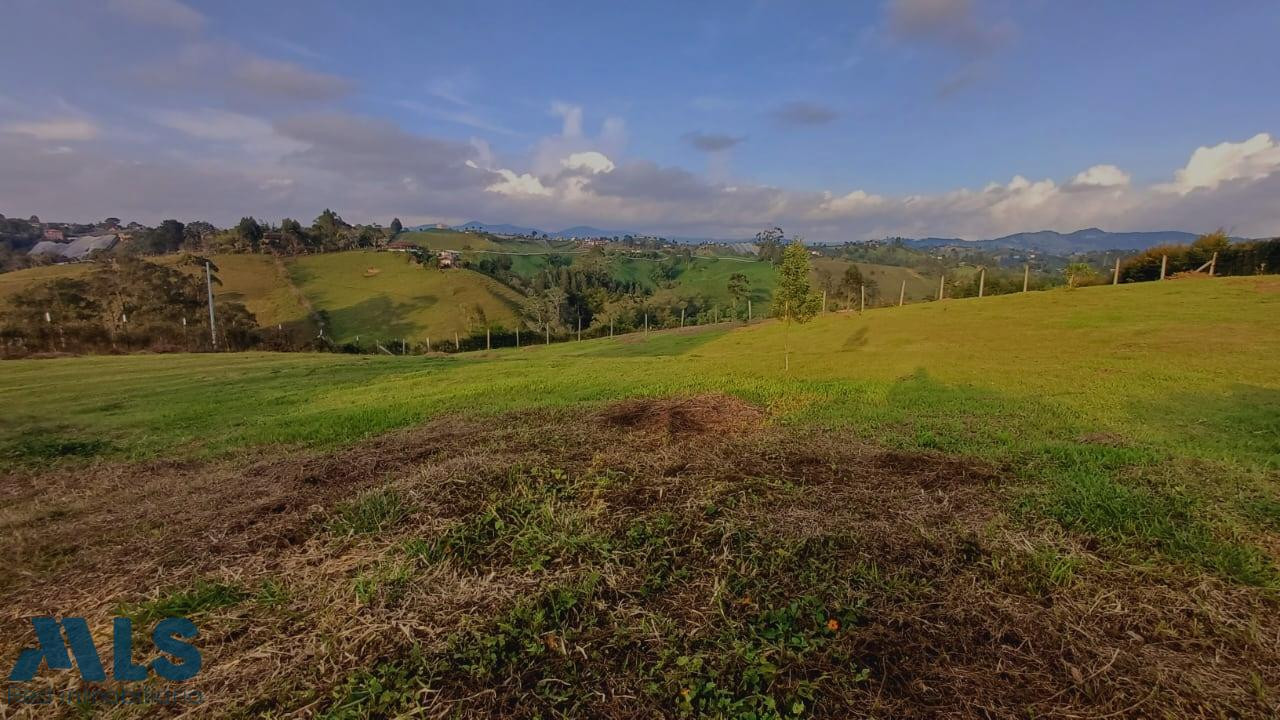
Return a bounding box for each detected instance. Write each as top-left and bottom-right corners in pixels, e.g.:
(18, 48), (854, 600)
(437, 250), (460, 268)
(42, 228), (65, 241)
(386, 241), (417, 253)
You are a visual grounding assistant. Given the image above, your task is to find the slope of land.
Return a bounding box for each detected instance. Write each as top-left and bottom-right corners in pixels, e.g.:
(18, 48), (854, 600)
(285, 250), (524, 342)
(0, 262), (93, 301)
(1, 276), (1277, 718)
(163, 254), (315, 332)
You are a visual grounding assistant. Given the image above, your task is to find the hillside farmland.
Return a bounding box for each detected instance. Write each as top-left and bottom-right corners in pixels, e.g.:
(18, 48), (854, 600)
(2, 277), (1277, 717)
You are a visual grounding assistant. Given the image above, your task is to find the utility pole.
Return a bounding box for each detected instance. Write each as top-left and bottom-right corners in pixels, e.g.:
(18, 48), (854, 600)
(978, 268), (986, 298)
(1113, 256), (1121, 285)
(577, 315), (582, 341)
(938, 274), (945, 301)
(1160, 254), (1168, 280)
(860, 284), (865, 313)
(899, 280), (905, 307)
(747, 300), (752, 322)
(486, 326), (491, 350)
(822, 290), (827, 313)
(1023, 264), (1029, 293)
(205, 261), (217, 349)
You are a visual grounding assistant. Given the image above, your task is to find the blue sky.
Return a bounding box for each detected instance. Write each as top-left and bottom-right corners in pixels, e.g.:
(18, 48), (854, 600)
(2, 0), (1278, 240)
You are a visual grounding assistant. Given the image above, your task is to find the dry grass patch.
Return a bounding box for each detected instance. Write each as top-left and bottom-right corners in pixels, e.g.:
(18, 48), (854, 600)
(1, 396), (1277, 718)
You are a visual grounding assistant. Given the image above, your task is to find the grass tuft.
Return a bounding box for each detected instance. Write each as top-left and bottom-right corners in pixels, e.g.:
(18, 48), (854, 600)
(329, 489), (411, 536)
(120, 579), (245, 624)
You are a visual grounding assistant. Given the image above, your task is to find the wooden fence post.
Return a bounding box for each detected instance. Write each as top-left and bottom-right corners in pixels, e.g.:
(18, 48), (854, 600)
(1113, 256), (1121, 285)
(1160, 254), (1168, 280)
(938, 275), (945, 301)
(860, 284), (865, 313)
(577, 316), (582, 341)
(516, 327), (520, 347)
(822, 290), (827, 313)
(454, 331), (459, 351)
(486, 327), (491, 350)
(1023, 264), (1029, 293)
(978, 268), (986, 298)
(545, 325), (550, 345)
(426, 336), (431, 353)
(609, 317), (613, 337)
(1209, 251), (1218, 276)
(899, 280), (905, 307)
(680, 308), (685, 328)
(748, 300), (752, 321)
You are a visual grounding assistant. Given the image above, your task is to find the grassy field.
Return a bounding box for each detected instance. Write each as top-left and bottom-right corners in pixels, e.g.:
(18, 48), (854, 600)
(2, 276), (1278, 717)
(0, 262), (92, 300)
(811, 256), (937, 305)
(285, 250), (524, 342)
(169, 254), (315, 332)
(3, 276), (1276, 465)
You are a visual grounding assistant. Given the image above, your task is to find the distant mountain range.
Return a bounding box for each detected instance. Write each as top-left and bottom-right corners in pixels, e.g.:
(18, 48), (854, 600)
(443, 221), (630, 239)
(414, 221), (1213, 254)
(901, 228), (1201, 254)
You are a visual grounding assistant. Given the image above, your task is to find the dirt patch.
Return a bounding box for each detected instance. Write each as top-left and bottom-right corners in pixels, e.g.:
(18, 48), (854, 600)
(1076, 431), (1130, 447)
(596, 393), (763, 435)
(1, 399), (1276, 719)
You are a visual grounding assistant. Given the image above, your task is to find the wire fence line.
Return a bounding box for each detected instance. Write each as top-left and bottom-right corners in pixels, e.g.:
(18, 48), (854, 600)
(5, 247), (1271, 359)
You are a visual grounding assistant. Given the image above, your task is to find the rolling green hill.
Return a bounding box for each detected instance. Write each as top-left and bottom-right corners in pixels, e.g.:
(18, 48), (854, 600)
(285, 250), (523, 343)
(165, 254), (315, 332)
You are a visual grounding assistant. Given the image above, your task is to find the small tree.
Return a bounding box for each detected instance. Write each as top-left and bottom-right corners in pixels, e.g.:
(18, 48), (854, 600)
(235, 217), (263, 252)
(727, 272), (750, 314)
(755, 227), (787, 265)
(838, 263), (864, 309)
(1064, 262), (1095, 289)
(390, 218), (403, 236)
(773, 240), (821, 322)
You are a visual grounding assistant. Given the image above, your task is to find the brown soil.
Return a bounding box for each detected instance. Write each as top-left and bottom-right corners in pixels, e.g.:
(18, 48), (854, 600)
(597, 393), (763, 435)
(1, 395), (1276, 718)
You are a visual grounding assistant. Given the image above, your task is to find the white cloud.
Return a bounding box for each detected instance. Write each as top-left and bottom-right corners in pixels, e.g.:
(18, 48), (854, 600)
(484, 168), (551, 197)
(561, 151), (615, 174)
(1070, 164), (1131, 189)
(813, 189), (886, 216)
(2, 118), (99, 141)
(1165, 132), (1280, 194)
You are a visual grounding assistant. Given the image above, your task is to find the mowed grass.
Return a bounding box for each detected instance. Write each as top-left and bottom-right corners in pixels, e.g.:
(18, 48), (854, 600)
(3, 276), (1276, 469)
(285, 250), (524, 342)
